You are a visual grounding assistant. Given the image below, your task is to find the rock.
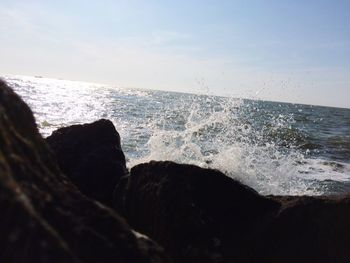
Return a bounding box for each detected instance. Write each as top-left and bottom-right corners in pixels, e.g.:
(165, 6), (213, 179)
(114, 161), (279, 263)
(46, 119), (127, 206)
(114, 159), (350, 262)
(0, 80), (170, 263)
(253, 195), (350, 262)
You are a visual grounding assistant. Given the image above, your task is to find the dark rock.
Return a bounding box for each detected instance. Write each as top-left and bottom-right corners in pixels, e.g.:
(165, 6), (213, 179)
(114, 161), (280, 263)
(254, 195), (350, 262)
(0, 80), (170, 263)
(46, 119), (127, 206)
(115, 159), (350, 262)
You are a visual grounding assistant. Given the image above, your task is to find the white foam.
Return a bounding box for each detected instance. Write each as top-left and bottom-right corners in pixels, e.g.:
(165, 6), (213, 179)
(129, 96), (350, 196)
(7, 75), (350, 196)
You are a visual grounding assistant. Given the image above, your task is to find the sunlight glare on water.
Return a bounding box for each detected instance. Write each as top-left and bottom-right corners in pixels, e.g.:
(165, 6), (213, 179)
(4, 75), (350, 196)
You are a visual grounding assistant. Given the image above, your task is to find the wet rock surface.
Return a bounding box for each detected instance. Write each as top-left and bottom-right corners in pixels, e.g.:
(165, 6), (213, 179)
(46, 119), (127, 206)
(0, 80), (169, 263)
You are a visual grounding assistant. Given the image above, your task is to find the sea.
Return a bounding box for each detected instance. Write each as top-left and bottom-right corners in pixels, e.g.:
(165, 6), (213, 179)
(3, 75), (350, 196)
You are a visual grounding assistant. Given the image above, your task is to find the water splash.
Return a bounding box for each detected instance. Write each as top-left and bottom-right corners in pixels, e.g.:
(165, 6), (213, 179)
(5, 75), (350, 196)
(129, 95), (326, 195)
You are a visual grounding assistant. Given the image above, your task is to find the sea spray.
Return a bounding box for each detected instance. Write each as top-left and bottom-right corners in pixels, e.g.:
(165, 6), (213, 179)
(5, 75), (350, 196)
(130, 94), (324, 195)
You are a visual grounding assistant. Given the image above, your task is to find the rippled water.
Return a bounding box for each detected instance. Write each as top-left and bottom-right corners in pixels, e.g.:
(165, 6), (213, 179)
(3, 75), (350, 196)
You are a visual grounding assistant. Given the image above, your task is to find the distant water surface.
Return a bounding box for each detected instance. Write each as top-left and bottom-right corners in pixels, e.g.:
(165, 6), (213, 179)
(4, 75), (350, 196)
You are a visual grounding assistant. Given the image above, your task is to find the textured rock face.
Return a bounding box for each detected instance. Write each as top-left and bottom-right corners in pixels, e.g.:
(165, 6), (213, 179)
(46, 119), (127, 206)
(0, 80), (169, 263)
(114, 161), (280, 263)
(254, 195), (350, 263)
(115, 159), (350, 263)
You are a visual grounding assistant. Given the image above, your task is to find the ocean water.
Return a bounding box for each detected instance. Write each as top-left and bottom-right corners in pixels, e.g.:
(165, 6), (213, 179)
(3, 75), (350, 196)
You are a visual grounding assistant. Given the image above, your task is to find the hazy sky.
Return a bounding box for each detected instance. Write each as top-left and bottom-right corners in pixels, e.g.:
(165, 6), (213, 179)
(1, 0), (349, 108)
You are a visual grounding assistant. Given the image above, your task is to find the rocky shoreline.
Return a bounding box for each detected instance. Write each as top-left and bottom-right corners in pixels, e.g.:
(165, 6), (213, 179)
(1, 79), (350, 262)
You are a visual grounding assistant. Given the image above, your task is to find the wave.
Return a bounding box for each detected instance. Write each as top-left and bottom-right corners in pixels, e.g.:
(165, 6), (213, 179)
(128, 96), (350, 195)
(6, 75), (350, 196)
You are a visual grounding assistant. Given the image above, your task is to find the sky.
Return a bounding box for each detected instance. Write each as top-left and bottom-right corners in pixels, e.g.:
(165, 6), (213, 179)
(0, 0), (349, 108)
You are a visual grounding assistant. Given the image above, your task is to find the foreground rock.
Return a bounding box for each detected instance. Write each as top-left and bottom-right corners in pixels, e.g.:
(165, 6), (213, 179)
(0, 80), (169, 263)
(254, 195), (350, 262)
(46, 119), (127, 206)
(114, 161), (280, 263)
(115, 160), (350, 262)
